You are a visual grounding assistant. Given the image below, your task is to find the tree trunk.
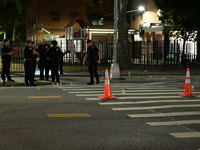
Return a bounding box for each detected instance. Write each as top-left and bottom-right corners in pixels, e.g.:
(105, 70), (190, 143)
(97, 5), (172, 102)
(117, 0), (130, 69)
(12, 24), (16, 41)
(163, 31), (169, 67)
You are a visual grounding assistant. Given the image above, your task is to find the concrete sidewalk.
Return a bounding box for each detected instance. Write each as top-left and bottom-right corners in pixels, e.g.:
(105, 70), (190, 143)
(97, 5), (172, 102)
(1, 69), (200, 87)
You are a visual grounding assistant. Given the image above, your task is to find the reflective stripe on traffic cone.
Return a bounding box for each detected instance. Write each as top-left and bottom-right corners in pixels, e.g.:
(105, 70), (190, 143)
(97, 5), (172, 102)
(99, 69), (117, 100)
(179, 68), (197, 97)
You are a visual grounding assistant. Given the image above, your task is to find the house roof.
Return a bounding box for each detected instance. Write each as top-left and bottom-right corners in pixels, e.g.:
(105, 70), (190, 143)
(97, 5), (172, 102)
(65, 16), (90, 28)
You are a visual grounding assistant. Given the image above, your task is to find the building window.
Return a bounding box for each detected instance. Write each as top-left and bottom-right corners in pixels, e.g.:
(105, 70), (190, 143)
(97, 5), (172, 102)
(51, 12), (60, 20)
(94, 0), (104, 4)
(91, 15), (104, 26)
(98, 17), (104, 25)
(71, 12), (79, 19)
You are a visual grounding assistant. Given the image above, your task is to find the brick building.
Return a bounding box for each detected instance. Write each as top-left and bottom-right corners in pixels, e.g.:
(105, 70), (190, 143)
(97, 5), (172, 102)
(26, 0), (162, 43)
(26, 0), (114, 43)
(129, 0), (162, 41)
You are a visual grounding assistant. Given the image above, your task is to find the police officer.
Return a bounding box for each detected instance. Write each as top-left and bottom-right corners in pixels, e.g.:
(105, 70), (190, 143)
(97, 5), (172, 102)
(1, 39), (15, 83)
(24, 40), (37, 86)
(46, 40), (62, 82)
(31, 42), (38, 81)
(83, 39), (101, 85)
(36, 39), (50, 80)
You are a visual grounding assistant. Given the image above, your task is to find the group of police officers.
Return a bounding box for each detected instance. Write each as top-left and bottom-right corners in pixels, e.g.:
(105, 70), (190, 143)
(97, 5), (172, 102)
(24, 39), (64, 86)
(1, 39), (100, 86)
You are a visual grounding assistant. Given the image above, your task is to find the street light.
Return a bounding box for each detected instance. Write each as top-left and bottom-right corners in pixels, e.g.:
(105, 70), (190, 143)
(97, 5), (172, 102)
(111, 3), (145, 79)
(138, 6), (145, 11)
(126, 6), (145, 13)
(110, 0), (120, 79)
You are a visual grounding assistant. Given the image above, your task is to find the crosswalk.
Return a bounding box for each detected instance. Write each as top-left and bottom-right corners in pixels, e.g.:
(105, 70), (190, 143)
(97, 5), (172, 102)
(60, 83), (200, 139)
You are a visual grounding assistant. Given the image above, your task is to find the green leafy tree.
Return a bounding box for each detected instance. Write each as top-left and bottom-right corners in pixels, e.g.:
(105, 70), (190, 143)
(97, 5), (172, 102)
(154, 0), (200, 55)
(0, 0), (26, 41)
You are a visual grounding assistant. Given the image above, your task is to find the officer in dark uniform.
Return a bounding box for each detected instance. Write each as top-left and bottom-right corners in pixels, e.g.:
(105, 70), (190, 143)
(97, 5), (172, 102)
(36, 39), (50, 80)
(24, 40), (37, 86)
(83, 39), (101, 85)
(31, 42), (38, 81)
(1, 39), (15, 83)
(46, 40), (62, 82)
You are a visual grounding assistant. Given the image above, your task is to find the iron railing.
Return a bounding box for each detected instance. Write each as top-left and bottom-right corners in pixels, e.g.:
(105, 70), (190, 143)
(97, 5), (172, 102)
(0, 40), (198, 71)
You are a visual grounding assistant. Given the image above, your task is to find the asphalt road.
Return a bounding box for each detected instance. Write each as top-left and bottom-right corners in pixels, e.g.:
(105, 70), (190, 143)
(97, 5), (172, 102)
(0, 78), (200, 150)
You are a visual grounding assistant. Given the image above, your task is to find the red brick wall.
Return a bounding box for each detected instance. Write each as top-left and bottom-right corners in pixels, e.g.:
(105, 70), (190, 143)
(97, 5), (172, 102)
(26, 0), (114, 41)
(130, 0), (160, 30)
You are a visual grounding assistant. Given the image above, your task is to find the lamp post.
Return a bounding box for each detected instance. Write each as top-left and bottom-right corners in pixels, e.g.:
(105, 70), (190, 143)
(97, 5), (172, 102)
(110, 0), (120, 79)
(113, 0), (118, 65)
(110, 3), (145, 79)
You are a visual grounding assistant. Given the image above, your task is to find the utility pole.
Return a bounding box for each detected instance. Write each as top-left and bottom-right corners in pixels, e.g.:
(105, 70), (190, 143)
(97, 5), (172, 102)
(110, 0), (120, 79)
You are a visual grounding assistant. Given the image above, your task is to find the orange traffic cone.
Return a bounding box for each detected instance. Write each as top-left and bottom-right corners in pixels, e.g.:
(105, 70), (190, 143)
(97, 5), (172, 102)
(179, 68), (197, 97)
(99, 69), (117, 100)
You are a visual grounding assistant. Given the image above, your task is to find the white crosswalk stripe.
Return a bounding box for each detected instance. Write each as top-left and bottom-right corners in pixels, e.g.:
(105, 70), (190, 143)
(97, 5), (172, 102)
(64, 89), (183, 92)
(99, 99), (200, 105)
(112, 104), (200, 111)
(61, 84), (200, 139)
(127, 111), (200, 118)
(86, 95), (182, 100)
(170, 132), (200, 138)
(146, 120), (200, 126)
(67, 90), (183, 94)
(76, 92), (191, 97)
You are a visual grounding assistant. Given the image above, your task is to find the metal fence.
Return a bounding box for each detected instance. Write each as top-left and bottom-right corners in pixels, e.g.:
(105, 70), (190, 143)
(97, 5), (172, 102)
(0, 40), (199, 71)
(130, 40), (198, 70)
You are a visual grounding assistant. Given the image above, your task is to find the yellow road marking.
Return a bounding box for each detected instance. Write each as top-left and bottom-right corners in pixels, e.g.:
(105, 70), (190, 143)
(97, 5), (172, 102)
(47, 113), (91, 118)
(28, 96), (63, 99)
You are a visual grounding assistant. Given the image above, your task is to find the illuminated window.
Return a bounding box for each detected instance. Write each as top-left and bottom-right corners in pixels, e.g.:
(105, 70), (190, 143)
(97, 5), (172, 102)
(98, 18), (104, 25)
(91, 15), (104, 26)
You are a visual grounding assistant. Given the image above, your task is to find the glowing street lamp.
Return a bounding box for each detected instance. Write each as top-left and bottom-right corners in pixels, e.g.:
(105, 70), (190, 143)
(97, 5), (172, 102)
(138, 6), (145, 11)
(126, 6), (145, 13)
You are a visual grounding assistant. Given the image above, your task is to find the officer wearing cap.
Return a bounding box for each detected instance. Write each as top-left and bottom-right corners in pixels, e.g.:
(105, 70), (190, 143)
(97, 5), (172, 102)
(1, 39), (15, 83)
(24, 40), (38, 86)
(36, 39), (50, 80)
(83, 39), (101, 85)
(31, 42), (38, 81)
